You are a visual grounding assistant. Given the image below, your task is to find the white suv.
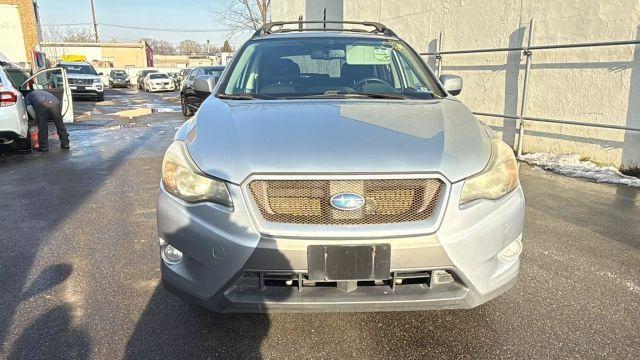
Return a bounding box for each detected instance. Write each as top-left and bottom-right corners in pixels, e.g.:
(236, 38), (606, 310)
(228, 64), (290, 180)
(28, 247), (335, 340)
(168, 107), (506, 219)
(56, 61), (104, 101)
(0, 66), (72, 150)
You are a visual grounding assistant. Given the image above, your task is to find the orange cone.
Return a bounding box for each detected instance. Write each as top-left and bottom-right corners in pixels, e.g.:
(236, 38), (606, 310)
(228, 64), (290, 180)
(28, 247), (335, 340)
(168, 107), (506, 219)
(29, 126), (39, 150)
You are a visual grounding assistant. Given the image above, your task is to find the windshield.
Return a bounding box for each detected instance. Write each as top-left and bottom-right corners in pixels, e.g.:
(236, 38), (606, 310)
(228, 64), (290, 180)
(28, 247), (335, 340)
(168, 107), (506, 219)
(58, 64), (97, 75)
(150, 73), (169, 79)
(111, 70), (127, 76)
(219, 37), (442, 100)
(203, 67), (224, 77)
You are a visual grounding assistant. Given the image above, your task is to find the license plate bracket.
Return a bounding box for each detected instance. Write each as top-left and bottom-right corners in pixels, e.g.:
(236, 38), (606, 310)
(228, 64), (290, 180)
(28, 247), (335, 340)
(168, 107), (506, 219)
(307, 244), (391, 281)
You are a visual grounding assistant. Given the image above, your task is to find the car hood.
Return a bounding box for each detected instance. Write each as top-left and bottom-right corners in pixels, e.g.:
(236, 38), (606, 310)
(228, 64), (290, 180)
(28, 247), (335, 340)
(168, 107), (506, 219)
(185, 98), (492, 184)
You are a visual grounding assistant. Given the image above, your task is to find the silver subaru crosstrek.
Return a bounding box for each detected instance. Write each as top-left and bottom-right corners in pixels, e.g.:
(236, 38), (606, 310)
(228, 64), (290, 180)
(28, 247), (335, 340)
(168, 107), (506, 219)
(157, 21), (524, 312)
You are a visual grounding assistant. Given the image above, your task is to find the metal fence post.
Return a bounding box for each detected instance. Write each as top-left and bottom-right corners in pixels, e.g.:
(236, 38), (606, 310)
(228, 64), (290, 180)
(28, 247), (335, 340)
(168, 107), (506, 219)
(436, 32), (443, 76)
(517, 19), (534, 158)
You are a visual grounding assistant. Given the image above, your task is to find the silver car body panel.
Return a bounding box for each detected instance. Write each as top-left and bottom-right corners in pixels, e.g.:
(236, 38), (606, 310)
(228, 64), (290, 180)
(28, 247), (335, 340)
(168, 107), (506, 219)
(186, 98), (492, 185)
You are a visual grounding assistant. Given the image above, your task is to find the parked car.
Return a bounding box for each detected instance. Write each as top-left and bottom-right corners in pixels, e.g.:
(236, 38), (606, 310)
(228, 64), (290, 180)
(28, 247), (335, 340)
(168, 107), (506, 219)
(179, 65), (224, 116)
(177, 67), (192, 86)
(108, 69), (130, 88)
(136, 69), (158, 89)
(0, 65), (72, 150)
(157, 21), (524, 313)
(143, 72), (175, 93)
(167, 72), (180, 89)
(55, 61), (104, 101)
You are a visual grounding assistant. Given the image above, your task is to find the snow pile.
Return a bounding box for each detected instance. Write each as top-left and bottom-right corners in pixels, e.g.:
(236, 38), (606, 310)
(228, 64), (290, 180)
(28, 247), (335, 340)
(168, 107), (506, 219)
(521, 152), (640, 187)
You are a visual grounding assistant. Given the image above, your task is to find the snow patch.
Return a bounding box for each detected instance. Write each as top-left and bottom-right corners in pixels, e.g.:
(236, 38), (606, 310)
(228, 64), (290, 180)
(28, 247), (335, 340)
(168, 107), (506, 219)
(521, 153), (640, 187)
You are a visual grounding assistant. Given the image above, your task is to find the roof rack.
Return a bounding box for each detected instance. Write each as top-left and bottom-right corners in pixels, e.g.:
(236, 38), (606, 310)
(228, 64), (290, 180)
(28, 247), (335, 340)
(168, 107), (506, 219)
(253, 21), (398, 38)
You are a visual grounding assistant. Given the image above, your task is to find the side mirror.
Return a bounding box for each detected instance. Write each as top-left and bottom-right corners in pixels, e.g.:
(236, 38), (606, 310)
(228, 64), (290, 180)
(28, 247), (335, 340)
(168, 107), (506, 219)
(439, 74), (463, 96)
(98, 72), (104, 76)
(193, 75), (217, 98)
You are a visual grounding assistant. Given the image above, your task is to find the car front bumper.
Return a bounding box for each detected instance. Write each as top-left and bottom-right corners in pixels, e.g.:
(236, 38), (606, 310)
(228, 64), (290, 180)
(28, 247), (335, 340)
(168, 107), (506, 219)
(109, 79), (129, 87)
(69, 84), (104, 97)
(157, 179), (525, 313)
(149, 84), (175, 92)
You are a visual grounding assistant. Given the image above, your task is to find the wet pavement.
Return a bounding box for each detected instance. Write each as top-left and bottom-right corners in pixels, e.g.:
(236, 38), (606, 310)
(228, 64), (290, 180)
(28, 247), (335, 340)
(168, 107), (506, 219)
(0, 88), (639, 359)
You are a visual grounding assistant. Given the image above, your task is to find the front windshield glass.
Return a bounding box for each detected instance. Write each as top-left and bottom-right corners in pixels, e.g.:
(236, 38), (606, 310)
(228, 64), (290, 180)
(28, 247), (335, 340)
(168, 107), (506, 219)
(219, 37), (442, 99)
(150, 73), (169, 79)
(111, 70), (126, 76)
(203, 67), (224, 77)
(59, 64), (97, 75)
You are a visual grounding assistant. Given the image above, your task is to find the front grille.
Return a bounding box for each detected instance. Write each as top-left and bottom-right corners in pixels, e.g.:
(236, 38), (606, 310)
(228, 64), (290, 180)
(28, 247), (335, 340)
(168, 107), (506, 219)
(248, 178), (444, 225)
(69, 78), (92, 85)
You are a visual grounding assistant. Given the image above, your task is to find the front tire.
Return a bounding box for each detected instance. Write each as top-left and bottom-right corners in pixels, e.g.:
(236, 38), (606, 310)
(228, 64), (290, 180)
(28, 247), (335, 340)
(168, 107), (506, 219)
(97, 93), (104, 102)
(14, 136), (31, 151)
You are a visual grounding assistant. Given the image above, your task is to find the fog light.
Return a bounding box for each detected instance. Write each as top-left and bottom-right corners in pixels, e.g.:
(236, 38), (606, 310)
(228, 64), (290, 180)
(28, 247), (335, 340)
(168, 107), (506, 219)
(499, 237), (523, 261)
(161, 244), (183, 264)
(432, 270), (454, 285)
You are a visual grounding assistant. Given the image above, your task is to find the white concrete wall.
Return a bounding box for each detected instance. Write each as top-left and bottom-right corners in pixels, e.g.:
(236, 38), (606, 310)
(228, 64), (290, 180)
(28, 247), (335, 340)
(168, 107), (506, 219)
(306, 0), (344, 25)
(0, 5), (28, 65)
(272, 0), (640, 170)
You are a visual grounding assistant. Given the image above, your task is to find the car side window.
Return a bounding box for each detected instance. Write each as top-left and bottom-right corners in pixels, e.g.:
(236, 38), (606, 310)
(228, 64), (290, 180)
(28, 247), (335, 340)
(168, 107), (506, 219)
(188, 69), (201, 82)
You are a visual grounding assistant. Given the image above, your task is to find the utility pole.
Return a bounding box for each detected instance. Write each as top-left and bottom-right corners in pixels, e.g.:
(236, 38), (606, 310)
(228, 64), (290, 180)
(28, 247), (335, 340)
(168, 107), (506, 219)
(90, 0), (99, 42)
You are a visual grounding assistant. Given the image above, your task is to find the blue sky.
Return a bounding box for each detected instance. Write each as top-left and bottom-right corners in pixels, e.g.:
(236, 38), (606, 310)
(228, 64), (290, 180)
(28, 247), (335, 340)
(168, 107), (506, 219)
(38, 0), (235, 46)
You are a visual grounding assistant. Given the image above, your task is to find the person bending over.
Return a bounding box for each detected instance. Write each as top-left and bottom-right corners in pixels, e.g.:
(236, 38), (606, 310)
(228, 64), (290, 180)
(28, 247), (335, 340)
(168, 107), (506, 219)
(26, 90), (69, 152)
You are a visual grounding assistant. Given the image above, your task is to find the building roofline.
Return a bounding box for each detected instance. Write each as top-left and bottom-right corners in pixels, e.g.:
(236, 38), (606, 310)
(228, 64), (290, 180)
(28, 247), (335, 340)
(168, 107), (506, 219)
(40, 42), (146, 48)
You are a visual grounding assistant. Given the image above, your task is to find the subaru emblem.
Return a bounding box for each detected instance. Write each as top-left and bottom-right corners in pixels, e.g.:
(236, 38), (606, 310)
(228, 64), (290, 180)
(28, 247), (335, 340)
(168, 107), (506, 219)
(330, 193), (365, 211)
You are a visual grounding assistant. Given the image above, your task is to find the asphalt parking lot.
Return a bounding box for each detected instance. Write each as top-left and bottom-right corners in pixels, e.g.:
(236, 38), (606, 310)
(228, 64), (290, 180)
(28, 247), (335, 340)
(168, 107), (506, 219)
(0, 88), (638, 359)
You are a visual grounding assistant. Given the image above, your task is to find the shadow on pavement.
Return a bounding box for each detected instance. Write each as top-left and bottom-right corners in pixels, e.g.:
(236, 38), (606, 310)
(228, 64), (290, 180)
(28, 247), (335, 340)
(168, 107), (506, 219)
(0, 125), (163, 356)
(7, 305), (91, 360)
(20, 263), (73, 301)
(124, 285), (269, 360)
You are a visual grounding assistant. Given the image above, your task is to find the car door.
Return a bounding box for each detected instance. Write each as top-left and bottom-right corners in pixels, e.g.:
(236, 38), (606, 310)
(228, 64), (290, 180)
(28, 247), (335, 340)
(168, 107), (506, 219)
(184, 68), (202, 110)
(20, 67), (74, 122)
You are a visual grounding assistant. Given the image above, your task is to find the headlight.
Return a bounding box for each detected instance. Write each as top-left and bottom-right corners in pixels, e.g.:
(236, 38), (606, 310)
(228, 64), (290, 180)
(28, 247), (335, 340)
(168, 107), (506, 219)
(93, 78), (102, 84)
(161, 141), (233, 206)
(459, 138), (519, 204)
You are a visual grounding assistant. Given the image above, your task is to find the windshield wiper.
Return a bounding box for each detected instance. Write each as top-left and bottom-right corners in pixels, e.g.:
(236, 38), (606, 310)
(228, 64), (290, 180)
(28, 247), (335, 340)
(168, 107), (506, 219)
(346, 92), (408, 99)
(216, 93), (275, 100)
(283, 92), (408, 100)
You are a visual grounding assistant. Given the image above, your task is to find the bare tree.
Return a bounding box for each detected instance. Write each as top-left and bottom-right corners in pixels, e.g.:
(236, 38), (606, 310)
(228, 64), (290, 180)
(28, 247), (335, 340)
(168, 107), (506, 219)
(43, 26), (96, 43)
(179, 40), (202, 55)
(214, 0), (271, 38)
(141, 38), (177, 55)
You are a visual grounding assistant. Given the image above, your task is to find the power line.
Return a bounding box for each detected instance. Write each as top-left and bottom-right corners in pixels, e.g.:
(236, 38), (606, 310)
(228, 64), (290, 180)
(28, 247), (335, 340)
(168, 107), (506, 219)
(41, 23), (94, 26)
(99, 23), (227, 33)
(40, 22), (227, 33)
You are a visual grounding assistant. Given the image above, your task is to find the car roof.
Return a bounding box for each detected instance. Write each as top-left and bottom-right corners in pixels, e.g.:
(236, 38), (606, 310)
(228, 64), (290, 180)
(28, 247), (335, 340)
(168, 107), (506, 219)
(251, 31), (394, 42)
(57, 61), (92, 66)
(199, 65), (225, 70)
